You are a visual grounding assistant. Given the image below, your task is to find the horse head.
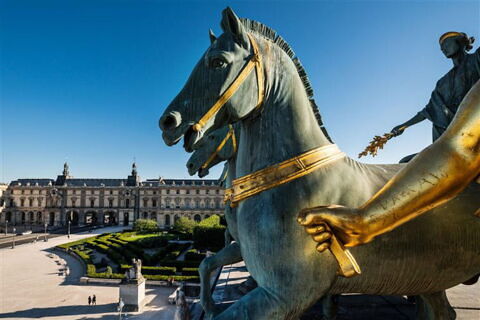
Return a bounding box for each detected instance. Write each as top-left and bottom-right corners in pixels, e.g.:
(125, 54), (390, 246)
(159, 7), (266, 152)
(186, 124), (237, 178)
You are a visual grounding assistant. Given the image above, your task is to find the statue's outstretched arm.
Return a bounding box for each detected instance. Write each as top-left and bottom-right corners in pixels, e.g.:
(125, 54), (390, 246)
(298, 80), (480, 250)
(391, 112), (426, 136)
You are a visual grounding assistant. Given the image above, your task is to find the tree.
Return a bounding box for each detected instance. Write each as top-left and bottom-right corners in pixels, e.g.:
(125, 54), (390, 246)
(173, 217), (198, 235)
(133, 219), (159, 234)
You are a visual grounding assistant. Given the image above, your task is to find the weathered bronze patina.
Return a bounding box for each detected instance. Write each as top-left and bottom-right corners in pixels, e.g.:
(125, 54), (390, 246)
(159, 8), (480, 320)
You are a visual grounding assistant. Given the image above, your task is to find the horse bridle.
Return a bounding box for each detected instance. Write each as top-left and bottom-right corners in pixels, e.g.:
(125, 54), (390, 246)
(200, 124), (237, 171)
(192, 33), (264, 132)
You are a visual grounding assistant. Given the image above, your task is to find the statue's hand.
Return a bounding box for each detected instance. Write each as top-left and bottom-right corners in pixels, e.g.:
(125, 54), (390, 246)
(297, 205), (370, 251)
(391, 125), (406, 137)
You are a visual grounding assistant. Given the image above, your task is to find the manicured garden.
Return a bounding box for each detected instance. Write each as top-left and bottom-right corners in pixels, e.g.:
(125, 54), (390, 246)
(57, 215), (226, 283)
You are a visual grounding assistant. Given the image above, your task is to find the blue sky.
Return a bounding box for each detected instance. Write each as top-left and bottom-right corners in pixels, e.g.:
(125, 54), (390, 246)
(1, 0), (479, 182)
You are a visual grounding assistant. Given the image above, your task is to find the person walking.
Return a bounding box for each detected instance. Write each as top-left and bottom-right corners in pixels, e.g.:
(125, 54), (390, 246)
(92, 294), (96, 305)
(88, 296), (91, 306)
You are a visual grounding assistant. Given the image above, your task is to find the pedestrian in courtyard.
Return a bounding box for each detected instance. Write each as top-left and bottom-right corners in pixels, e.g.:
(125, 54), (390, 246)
(92, 294), (96, 305)
(88, 296), (91, 305)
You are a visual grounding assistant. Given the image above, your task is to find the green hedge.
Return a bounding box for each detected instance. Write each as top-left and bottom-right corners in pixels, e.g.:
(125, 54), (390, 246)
(181, 267), (199, 277)
(143, 274), (199, 282)
(73, 248), (92, 264)
(120, 265), (177, 276)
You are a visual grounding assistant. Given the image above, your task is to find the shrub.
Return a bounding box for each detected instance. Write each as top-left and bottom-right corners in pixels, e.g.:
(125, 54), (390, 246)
(173, 217), (198, 235)
(193, 215), (226, 250)
(106, 266), (113, 276)
(87, 264), (97, 276)
(133, 219), (159, 234)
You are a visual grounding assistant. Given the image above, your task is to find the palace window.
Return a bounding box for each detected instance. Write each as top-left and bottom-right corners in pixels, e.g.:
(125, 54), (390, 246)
(21, 199), (25, 207)
(126, 199), (130, 208)
(90, 199), (95, 208)
(29, 199), (33, 207)
(152, 199), (157, 207)
(109, 199), (113, 208)
(196, 190), (200, 195)
(176, 190), (180, 194)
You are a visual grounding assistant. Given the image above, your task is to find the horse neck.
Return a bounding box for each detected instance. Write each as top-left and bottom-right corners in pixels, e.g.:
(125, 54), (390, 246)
(236, 44), (331, 176)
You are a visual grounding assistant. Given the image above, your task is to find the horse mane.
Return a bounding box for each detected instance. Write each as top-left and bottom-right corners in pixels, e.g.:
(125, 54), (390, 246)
(240, 18), (333, 143)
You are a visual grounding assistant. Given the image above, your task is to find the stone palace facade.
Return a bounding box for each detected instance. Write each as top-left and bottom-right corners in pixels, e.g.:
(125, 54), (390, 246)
(0, 163), (225, 229)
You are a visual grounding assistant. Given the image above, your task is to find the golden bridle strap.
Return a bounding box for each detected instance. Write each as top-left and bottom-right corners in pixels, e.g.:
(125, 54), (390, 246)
(192, 33), (264, 132)
(200, 125), (237, 170)
(224, 144), (345, 207)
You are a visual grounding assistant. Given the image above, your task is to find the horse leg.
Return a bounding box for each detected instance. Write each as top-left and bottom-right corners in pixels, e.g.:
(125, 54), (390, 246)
(199, 242), (242, 316)
(416, 291), (456, 320)
(320, 295), (338, 320)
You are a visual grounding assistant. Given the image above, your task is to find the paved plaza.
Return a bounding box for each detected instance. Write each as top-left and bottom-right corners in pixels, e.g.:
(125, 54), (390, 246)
(0, 227), (176, 320)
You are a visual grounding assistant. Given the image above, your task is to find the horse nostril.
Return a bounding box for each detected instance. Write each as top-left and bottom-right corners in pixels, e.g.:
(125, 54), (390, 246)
(159, 112), (181, 131)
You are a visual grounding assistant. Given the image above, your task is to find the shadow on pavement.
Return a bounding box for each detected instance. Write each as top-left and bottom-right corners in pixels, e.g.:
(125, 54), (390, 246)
(0, 303), (117, 318)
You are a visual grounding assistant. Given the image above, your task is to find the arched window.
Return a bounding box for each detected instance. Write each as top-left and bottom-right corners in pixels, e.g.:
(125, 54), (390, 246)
(29, 212), (34, 222)
(165, 214), (171, 226)
(143, 212), (148, 219)
(125, 199), (130, 208)
(151, 212), (157, 221)
(21, 212), (26, 223)
(6, 212), (12, 222)
(37, 212), (42, 223)
(194, 214), (201, 223)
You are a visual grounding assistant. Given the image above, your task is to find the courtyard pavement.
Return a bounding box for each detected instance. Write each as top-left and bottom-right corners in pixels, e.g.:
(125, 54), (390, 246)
(0, 226), (176, 320)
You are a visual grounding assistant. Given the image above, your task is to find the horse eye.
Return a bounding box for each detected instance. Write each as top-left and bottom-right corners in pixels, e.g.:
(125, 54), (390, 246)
(211, 58), (226, 69)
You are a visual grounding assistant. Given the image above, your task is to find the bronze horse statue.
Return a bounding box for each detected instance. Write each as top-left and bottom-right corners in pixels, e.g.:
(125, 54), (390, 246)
(159, 8), (480, 319)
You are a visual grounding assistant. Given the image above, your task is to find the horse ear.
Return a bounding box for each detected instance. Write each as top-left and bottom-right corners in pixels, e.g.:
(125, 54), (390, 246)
(209, 29), (217, 44)
(220, 7), (248, 48)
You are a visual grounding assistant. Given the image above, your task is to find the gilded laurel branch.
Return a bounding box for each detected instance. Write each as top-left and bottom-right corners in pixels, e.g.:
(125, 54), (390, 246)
(358, 132), (395, 158)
